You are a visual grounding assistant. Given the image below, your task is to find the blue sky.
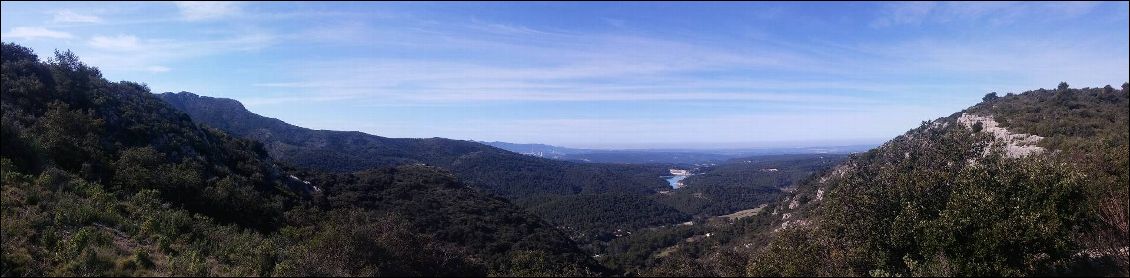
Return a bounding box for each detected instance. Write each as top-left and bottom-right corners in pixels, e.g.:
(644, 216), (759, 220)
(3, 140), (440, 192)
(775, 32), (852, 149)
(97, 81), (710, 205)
(3, 2), (1127, 149)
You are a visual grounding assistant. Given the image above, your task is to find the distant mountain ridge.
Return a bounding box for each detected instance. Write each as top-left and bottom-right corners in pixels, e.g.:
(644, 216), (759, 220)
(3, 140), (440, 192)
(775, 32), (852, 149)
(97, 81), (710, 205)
(477, 141), (591, 159)
(160, 91), (482, 170)
(158, 92), (696, 242)
(158, 92), (668, 195)
(481, 140), (873, 164)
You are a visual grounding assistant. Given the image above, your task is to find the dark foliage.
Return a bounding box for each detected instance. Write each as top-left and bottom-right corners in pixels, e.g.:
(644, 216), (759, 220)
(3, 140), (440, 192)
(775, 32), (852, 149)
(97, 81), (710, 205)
(157, 91), (692, 244)
(299, 165), (605, 275)
(659, 154), (846, 217)
(158, 92), (669, 197)
(736, 83), (1129, 276)
(524, 193), (691, 243)
(0, 42), (602, 276)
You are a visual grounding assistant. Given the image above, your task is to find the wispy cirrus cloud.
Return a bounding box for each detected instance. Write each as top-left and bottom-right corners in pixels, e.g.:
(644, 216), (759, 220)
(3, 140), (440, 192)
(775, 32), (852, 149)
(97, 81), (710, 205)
(871, 1), (937, 27)
(872, 1), (1103, 28)
(174, 1), (242, 21)
(89, 35), (141, 50)
(77, 30), (274, 73)
(469, 17), (566, 36)
(246, 12), (1126, 120)
(857, 37), (1129, 91)
(247, 18), (855, 105)
(144, 66), (171, 73)
(2, 26), (74, 39)
(53, 10), (103, 23)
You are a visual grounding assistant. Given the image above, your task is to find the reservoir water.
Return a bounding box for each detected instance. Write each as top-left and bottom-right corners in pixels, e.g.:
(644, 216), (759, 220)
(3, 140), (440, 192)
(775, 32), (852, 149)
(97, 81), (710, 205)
(664, 175), (688, 189)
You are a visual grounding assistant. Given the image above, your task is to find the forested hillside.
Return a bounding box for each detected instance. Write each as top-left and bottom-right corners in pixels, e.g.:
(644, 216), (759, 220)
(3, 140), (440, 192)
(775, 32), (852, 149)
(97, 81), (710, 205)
(0, 42), (603, 276)
(158, 92), (668, 196)
(645, 83), (1130, 276)
(658, 154), (846, 217)
(158, 92), (694, 242)
(154, 75), (877, 271)
(568, 154), (846, 274)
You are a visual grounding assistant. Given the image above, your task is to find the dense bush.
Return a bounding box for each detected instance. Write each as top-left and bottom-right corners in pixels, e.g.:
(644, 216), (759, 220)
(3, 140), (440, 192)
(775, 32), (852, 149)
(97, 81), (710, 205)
(737, 84), (1129, 276)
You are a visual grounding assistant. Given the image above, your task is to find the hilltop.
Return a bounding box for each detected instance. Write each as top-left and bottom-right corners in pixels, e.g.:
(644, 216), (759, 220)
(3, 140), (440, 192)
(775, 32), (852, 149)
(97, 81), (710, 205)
(643, 83), (1129, 276)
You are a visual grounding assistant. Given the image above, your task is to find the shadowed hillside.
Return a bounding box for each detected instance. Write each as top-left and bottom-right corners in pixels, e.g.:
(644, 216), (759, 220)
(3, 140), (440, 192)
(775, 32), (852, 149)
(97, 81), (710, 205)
(1, 42), (604, 276)
(158, 92), (698, 242)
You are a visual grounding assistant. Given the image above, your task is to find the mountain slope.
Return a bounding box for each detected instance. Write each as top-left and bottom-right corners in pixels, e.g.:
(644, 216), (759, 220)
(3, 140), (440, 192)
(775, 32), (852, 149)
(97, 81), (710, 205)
(158, 92), (668, 196)
(1, 42), (603, 276)
(647, 84), (1129, 276)
(157, 92), (691, 241)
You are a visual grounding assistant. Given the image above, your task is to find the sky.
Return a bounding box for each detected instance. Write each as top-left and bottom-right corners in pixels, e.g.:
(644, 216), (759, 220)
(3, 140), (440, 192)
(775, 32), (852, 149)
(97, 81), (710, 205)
(2, 2), (1128, 149)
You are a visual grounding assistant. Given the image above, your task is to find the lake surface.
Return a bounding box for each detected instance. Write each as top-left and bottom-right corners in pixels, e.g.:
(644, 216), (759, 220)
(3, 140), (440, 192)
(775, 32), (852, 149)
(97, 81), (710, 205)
(664, 175), (688, 189)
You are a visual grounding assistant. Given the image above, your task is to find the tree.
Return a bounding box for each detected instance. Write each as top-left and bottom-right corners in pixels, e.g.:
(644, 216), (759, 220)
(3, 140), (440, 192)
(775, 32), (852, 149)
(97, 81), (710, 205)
(982, 92), (999, 102)
(1054, 82), (1072, 103)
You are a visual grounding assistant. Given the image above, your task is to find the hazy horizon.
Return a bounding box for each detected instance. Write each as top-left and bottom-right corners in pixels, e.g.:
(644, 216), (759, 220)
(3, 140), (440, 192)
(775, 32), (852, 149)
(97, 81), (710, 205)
(474, 138), (884, 151)
(3, 2), (1127, 148)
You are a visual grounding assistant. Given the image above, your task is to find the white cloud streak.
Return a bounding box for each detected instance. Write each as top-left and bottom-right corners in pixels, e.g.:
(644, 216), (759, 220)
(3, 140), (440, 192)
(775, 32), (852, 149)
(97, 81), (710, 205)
(174, 1), (242, 21)
(248, 19), (866, 105)
(2, 26), (74, 39)
(89, 35), (140, 50)
(78, 30), (274, 73)
(145, 66), (171, 73)
(255, 18), (1122, 107)
(53, 10), (103, 23)
(872, 1), (1103, 27)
